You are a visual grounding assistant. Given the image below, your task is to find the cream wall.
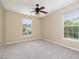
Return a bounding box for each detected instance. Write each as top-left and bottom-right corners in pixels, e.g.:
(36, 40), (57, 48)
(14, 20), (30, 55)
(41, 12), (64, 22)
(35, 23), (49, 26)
(0, 3), (5, 46)
(42, 2), (79, 50)
(5, 10), (42, 44)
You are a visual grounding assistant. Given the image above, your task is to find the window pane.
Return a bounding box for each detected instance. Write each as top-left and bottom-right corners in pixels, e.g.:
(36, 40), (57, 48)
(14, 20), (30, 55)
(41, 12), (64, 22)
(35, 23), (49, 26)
(72, 26), (78, 32)
(72, 32), (78, 39)
(64, 32), (68, 37)
(22, 19), (32, 35)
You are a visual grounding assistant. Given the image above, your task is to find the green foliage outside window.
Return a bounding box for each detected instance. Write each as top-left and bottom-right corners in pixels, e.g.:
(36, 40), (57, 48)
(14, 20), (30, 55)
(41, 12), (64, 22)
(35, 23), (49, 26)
(64, 18), (79, 40)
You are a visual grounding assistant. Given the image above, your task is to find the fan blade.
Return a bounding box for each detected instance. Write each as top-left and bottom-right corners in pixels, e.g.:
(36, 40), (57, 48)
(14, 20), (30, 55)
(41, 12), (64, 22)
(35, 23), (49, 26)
(30, 11), (35, 13)
(39, 7), (45, 10)
(40, 11), (47, 14)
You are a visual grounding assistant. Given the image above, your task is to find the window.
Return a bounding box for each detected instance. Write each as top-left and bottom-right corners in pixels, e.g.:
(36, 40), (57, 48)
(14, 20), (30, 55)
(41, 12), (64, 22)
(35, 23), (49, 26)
(22, 18), (32, 35)
(64, 8), (79, 40)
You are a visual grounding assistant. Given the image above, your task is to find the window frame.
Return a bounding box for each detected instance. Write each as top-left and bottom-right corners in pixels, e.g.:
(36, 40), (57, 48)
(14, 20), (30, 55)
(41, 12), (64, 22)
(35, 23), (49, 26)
(22, 18), (32, 36)
(63, 8), (79, 41)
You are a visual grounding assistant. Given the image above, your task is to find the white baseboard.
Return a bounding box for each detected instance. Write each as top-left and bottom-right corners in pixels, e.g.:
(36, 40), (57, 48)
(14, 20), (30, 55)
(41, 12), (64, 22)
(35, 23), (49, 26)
(5, 38), (41, 45)
(5, 38), (79, 52)
(43, 39), (79, 52)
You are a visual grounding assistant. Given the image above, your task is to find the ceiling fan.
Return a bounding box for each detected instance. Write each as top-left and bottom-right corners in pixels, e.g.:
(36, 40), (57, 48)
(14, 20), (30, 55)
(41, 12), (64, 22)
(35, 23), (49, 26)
(31, 4), (47, 15)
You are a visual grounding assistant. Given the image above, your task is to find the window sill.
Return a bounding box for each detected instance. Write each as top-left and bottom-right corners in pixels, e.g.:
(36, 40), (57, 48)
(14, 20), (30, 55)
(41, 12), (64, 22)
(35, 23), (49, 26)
(63, 38), (79, 43)
(23, 35), (32, 37)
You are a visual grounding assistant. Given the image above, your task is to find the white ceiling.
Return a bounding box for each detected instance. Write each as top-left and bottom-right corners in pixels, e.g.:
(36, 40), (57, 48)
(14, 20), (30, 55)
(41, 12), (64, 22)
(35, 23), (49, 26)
(0, 0), (78, 17)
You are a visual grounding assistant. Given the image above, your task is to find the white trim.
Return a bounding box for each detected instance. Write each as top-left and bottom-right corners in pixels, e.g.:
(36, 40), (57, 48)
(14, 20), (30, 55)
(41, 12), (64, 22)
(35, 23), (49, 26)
(63, 38), (79, 43)
(43, 39), (79, 52)
(5, 38), (41, 45)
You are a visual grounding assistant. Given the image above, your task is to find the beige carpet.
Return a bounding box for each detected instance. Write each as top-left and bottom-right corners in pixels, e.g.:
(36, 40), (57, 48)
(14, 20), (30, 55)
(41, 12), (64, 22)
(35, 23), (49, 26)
(0, 39), (79, 59)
